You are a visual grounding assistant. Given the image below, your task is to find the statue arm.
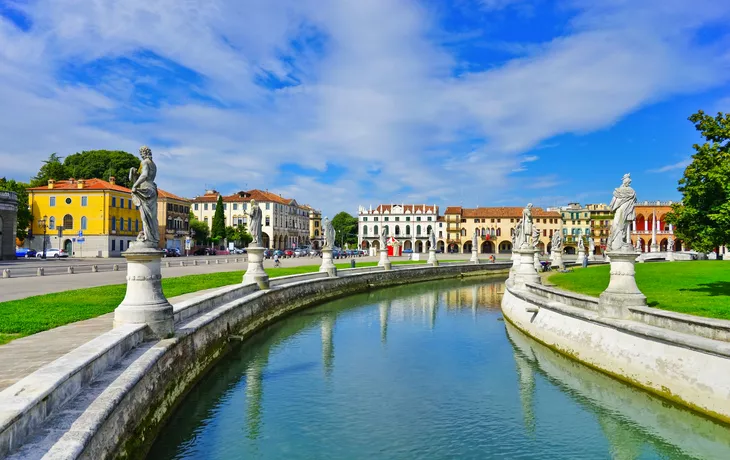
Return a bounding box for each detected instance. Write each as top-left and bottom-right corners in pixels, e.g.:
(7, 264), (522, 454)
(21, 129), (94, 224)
(132, 162), (149, 190)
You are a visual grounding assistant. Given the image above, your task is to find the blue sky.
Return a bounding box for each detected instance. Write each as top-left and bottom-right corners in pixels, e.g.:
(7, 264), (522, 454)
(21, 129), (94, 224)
(1, 0), (729, 216)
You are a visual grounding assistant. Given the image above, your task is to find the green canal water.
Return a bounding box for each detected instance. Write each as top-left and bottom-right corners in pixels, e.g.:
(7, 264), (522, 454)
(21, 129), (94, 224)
(148, 277), (730, 460)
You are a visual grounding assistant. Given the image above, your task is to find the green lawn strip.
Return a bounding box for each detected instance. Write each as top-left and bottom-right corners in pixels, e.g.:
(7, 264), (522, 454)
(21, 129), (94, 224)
(0, 259), (457, 343)
(548, 261), (730, 320)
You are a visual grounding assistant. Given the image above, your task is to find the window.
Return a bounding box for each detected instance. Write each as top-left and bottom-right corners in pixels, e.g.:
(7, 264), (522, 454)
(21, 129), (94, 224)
(223, 204), (227, 210)
(243, 203), (247, 210)
(49, 216), (56, 229)
(417, 225), (422, 235)
(416, 217), (421, 222)
(128, 218), (132, 230)
(395, 225), (400, 235)
(384, 217), (389, 221)
(204, 217), (208, 224)
(427, 217), (432, 221)
(212, 203), (216, 210)
(374, 225), (379, 235)
(63, 214), (73, 229)
(497, 228), (501, 237)
(395, 217), (400, 221)
(374, 217), (379, 221)
(543, 229), (547, 237)
(112, 197), (117, 207)
(384, 225), (389, 235)
(135, 220), (139, 232)
(129, 199), (132, 209)
(406, 225), (410, 235)
(363, 217), (368, 222)
(265, 216), (270, 226)
(50, 196), (56, 207)
(120, 218), (125, 231)
(204, 203), (208, 211)
(167, 203), (172, 211)
(363, 225), (368, 235)
(406, 217), (410, 221)
(266, 203), (270, 210)
(315, 221), (320, 227)
(315, 230), (319, 237)
(111, 218), (116, 231)
(120, 240), (124, 251)
(120, 199), (124, 209)
(81, 216), (87, 230)
(112, 240), (116, 251)
(474, 219), (479, 223)
(64, 197), (71, 205)
(194, 203), (199, 210)
(233, 203), (238, 210)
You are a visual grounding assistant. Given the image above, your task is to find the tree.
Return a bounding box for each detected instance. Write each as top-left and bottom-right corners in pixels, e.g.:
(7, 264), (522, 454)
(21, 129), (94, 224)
(666, 110), (730, 253)
(30, 153), (67, 187)
(0, 178), (32, 242)
(189, 212), (210, 245)
(229, 224), (253, 248)
(331, 212), (358, 247)
(210, 195), (226, 245)
(63, 150), (140, 188)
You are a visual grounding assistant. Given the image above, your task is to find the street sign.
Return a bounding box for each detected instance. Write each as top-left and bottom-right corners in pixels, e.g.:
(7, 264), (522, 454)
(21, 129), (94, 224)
(77, 237), (85, 243)
(78, 230), (83, 237)
(185, 238), (191, 250)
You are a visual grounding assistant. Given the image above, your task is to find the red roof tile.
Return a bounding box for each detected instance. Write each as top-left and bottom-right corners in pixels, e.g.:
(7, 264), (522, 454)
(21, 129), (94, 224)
(27, 179), (131, 193)
(372, 204), (439, 213)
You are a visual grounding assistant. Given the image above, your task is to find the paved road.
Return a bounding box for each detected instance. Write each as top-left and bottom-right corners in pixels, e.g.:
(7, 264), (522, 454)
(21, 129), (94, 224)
(0, 253), (523, 302)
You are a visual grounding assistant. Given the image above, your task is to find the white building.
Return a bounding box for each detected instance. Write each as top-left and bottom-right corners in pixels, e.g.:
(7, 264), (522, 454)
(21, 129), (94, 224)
(358, 204), (442, 253)
(191, 189), (311, 249)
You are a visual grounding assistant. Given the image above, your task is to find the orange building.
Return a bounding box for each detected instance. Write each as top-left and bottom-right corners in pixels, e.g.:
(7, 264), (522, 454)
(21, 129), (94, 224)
(631, 200), (683, 252)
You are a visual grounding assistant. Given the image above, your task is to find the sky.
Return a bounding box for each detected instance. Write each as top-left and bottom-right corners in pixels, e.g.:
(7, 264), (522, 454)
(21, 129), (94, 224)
(1, 0), (729, 217)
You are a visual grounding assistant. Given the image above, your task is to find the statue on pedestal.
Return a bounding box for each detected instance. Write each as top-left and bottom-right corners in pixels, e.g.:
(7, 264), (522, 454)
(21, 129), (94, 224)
(575, 235), (583, 251)
(379, 226), (387, 249)
(128, 146), (160, 247)
(429, 228), (436, 250)
(515, 203), (533, 249)
(551, 231), (562, 253)
(589, 237), (595, 254)
(668, 236), (675, 252)
(323, 217), (335, 249)
(532, 226), (540, 249)
(472, 229), (478, 250)
(608, 173), (637, 251)
(248, 199), (263, 247)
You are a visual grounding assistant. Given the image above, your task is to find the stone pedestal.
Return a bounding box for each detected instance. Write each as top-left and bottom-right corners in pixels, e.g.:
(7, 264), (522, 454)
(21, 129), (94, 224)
(378, 248), (391, 270)
(319, 248), (337, 276)
(470, 249), (479, 264)
(550, 252), (564, 271)
(509, 251), (520, 282)
(588, 252), (596, 261)
(598, 250), (647, 319)
(650, 243), (659, 253)
(514, 248), (540, 286)
(576, 249), (586, 263)
(427, 248), (438, 266)
(242, 246), (269, 289)
(666, 252), (675, 262)
(114, 244), (174, 339)
(533, 252), (541, 271)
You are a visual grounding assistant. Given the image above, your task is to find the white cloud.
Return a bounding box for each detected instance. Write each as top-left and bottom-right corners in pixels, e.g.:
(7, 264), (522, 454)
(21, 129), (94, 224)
(0, 0), (729, 216)
(648, 158), (691, 174)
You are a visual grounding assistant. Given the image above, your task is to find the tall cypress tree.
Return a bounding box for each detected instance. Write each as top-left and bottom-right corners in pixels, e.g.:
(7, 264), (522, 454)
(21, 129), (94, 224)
(211, 195), (226, 244)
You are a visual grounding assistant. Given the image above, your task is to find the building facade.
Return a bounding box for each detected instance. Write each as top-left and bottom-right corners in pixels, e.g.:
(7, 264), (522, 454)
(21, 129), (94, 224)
(300, 205), (322, 249)
(357, 204), (441, 253)
(443, 206), (561, 254)
(0, 191), (18, 260)
(586, 203), (613, 254)
(27, 178), (141, 257)
(157, 189), (191, 251)
(631, 201), (680, 252)
(191, 189), (312, 249)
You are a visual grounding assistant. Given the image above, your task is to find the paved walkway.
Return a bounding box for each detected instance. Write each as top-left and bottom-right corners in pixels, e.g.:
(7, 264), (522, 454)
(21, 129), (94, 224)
(0, 288), (224, 391)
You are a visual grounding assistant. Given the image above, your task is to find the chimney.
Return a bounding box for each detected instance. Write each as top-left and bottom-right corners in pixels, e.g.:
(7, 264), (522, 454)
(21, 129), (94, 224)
(77, 179), (85, 189)
(48, 179), (55, 189)
(109, 176), (116, 185)
(68, 178), (75, 184)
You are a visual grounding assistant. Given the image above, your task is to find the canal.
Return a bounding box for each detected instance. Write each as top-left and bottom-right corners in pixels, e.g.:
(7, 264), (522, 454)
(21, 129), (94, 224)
(148, 277), (730, 459)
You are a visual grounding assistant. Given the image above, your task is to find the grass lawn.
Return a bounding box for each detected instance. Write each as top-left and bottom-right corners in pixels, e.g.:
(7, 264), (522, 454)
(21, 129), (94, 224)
(548, 261), (730, 320)
(0, 259), (450, 345)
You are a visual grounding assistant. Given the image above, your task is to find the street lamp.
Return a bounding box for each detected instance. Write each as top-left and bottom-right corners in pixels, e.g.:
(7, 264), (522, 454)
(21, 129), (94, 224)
(38, 215), (48, 259)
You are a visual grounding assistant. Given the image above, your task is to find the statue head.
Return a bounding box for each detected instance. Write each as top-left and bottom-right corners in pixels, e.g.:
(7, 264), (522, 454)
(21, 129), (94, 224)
(527, 203), (533, 209)
(622, 173), (631, 186)
(139, 146), (152, 159)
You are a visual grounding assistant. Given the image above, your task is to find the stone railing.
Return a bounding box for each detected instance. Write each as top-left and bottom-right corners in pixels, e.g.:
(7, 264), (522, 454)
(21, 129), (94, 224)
(0, 191), (17, 201)
(0, 261), (510, 459)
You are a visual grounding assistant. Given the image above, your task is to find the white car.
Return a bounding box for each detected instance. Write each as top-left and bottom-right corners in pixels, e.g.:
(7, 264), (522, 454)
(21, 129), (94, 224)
(36, 248), (69, 258)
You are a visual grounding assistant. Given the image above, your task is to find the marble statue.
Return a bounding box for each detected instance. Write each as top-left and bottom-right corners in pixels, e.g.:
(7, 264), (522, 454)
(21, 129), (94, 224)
(128, 146), (160, 246)
(575, 235), (583, 250)
(429, 228), (436, 250)
(518, 203), (533, 249)
(380, 226), (387, 248)
(589, 237), (595, 254)
(635, 238), (642, 250)
(551, 231), (562, 252)
(668, 237), (675, 252)
(324, 216), (336, 249)
(532, 226), (540, 249)
(472, 229), (478, 249)
(608, 173), (637, 251)
(248, 199), (263, 247)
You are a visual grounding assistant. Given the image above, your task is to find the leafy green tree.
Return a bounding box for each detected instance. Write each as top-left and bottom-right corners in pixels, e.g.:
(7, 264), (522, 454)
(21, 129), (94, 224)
(666, 110), (730, 253)
(189, 212), (210, 245)
(63, 150), (140, 187)
(331, 211), (358, 247)
(229, 224), (253, 247)
(0, 178), (32, 241)
(210, 195), (226, 245)
(30, 153), (67, 187)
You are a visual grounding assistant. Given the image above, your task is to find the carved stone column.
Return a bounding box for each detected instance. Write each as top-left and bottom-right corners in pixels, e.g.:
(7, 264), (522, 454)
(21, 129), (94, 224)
(470, 246), (479, 264)
(509, 250), (520, 282)
(427, 248), (438, 266)
(514, 248), (540, 286)
(243, 247), (269, 288)
(598, 250), (646, 318)
(319, 248), (337, 276)
(378, 246), (392, 270)
(114, 245), (174, 339)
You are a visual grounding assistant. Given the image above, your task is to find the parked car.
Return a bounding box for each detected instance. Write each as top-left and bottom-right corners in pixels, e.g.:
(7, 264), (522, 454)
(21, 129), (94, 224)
(37, 248), (69, 258)
(15, 248), (37, 258)
(403, 249), (413, 254)
(163, 248), (179, 257)
(293, 248), (306, 257)
(232, 248), (247, 254)
(273, 249), (284, 258)
(284, 249), (295, 258)
(263, 249), (272, 259)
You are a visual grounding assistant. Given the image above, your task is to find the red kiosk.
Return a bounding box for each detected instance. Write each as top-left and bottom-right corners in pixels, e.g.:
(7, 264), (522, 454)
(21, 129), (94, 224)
(387, 236), (402, 257)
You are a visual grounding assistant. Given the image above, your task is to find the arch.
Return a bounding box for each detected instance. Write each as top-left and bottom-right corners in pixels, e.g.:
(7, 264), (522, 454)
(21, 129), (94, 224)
(547, 242), (552, 254)
(362, 225), (367, 236)
(463, 241), (472, 253)
(447, 242), (458, 253)
(427, 225), (433, 235)
(659, 214), (669, 232)
(635, 214), (646, 233)
(372, 239), (380, 250)
(361, 240), (370, 250)
(481, 241), (495, 254)
(498, 241), (512, 253)
(415, 240), (424, 253)
(416, 225), (422, 235)
(403, 240), (412, 251)
(564, 246), (575, 255)
(437, 240), (445, 252)
(49, 216), (56, 230)
(660, 238), (668, 252)
(460, 228), (467, 237)
(373, 225), (379, 236)
(63, 214), (73, 230)
(395, 225), (400, 236)
(675, 239), (684, 251)
(63, 238), (72, 254)
(262, 232), (271, 248)
(406, 225), (411, 235)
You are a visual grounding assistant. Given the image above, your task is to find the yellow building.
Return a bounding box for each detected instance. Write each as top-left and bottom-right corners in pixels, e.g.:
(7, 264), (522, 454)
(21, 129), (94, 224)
(29, 178), (144, 257)
(300, 204), (322, 249)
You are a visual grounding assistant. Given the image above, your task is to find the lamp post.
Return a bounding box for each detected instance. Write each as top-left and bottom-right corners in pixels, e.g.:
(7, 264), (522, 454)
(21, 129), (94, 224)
(38, 215), (48, 259)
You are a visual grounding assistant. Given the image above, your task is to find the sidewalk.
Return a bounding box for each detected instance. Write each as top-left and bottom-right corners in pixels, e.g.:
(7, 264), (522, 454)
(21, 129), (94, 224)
(0, 288), (223, 391)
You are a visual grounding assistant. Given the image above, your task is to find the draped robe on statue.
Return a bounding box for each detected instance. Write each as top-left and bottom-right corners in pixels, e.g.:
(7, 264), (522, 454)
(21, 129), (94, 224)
(130, 160), (160, 246)
(608, 184), (637, 251)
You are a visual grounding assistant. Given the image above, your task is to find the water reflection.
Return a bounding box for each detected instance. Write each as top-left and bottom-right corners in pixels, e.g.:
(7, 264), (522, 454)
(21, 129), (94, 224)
(506, 322), (730, 460)
(148, 276), (730, 460)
